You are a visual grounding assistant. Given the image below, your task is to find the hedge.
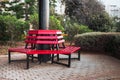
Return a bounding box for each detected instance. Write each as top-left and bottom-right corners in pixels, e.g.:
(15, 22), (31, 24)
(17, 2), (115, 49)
(75, 32), (120, 58)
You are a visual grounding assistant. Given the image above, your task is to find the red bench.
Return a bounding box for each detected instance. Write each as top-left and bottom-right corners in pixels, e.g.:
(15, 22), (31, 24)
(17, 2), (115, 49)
(8, 30), (81, 69)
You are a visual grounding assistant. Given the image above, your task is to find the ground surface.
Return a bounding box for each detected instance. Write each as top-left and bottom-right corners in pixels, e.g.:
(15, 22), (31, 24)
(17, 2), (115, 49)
(0, 51), (120, 80)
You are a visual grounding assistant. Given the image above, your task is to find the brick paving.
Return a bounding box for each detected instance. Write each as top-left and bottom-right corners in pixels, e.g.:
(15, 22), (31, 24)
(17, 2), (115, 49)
(0, 52), (120, 80)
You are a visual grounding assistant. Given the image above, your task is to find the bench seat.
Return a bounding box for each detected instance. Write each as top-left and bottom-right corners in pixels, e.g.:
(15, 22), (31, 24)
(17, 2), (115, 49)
(8, 46), (80, 69)
(27, 46), (80, 54)
(9, 46), (80, 54)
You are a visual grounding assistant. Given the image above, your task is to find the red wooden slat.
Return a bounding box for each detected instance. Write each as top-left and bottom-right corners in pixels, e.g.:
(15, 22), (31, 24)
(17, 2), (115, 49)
(9, 48), (31, 53)
(28, 30), (62, 35)
(25, 39), (65, 44)
(61, 46), (81, 53)
(26, 36), (63, 39)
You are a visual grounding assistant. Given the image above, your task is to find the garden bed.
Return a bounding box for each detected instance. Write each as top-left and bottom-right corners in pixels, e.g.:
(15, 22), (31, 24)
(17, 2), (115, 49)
(0, 41), (25, 55)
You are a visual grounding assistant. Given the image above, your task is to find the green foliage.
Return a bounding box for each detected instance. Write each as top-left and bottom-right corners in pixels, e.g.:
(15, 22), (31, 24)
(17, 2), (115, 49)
(0, 15), (8, 41)
(15, 20), (29, 40)
(50, 0), (57, 15)
(49, 15), (64, 31)
(4, 15), (17, 42)
(10, 4), (24, 19)
(75, 32), (120, 56)
(29, 13), (39, 29)
(113, 36), (120, 58)
(66, 23), (92, 43)
(89, 13), (113, 32)
(78, 24), (92, 34)
(0, 0), (9, 14)
(115, 21), (120, 32)
(65, 23), (80, 45)
(29, 14), (65, 30)
(65, 0), (113, 32)
(0, 15), (29, 42)
(65, 19), (92, 45)
(24, 0), (37, 15)
(0, 0), (37, 20)
(25, 0), (32, 3)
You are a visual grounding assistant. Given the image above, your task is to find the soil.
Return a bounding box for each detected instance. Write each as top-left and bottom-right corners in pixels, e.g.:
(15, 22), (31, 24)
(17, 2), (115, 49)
(0, 41), (25, 55)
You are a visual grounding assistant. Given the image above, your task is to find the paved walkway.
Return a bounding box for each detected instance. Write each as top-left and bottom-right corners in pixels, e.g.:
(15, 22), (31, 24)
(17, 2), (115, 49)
(0, 52), (120, 80)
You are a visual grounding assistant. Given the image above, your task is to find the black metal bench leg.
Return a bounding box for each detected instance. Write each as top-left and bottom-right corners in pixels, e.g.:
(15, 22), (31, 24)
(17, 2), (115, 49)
(31, 54), (34, 62)
(57, 54), (59, 61)
(26, 54), (30, 69)
(56, 44), (59, 61)
(78, 50), (80, 61)
(51, 54), (54, 63)
(68, 54), (71, 67)
(8, 51), (11, 63)
(38, 54), (42, 64)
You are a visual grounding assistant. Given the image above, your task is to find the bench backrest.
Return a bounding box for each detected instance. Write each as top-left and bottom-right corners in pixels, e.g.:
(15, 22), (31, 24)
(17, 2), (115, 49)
(25, 30), (65, 49)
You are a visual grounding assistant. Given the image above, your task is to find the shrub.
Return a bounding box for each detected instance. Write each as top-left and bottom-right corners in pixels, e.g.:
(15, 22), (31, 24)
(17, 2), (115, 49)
(15, 20), (29, 40)
(75, 32), (120, 56)
(0, 15), (29, 42)
(115, 21), (120, 32)
(65, 23), (92, 45)
(29, 13), (39, 29)
(78, 24), (93, 34)
(4, 15), (29, 42)
(0, 15), (8, 41)
(49, 15), (64, 31)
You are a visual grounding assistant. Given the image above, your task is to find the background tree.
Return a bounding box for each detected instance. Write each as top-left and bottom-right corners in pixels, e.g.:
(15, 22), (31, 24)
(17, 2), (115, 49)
(0, 0), (37, 20)
(0, 15), (8, 41)
(29, 13), (39, 29)
(0, 0), (9, 15)
(50, 0), (57, 15)
(8, 0), (24, 19)
(64, 16), (92, 45)
(24, 0), (37, 20)
(49, 15), (64, 31)
(88, 12), (113, 31)
(65, 0), (113, 32)
(115, 21), (120, 32)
